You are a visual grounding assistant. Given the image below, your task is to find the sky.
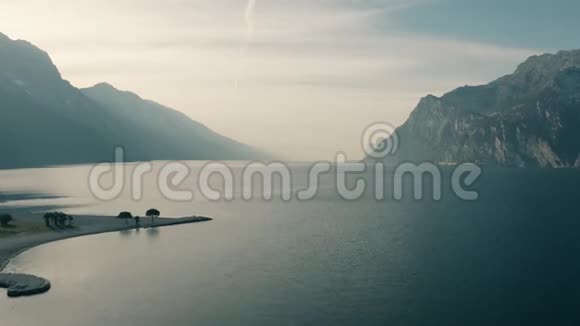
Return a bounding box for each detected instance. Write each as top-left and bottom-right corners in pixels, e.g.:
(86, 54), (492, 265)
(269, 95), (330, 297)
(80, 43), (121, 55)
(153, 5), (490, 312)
(1, 0), (578, 160)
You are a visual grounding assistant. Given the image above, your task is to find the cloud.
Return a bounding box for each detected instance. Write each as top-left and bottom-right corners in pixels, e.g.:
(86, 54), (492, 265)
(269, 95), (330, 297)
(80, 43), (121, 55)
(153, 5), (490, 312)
(17, 0), (535, 91)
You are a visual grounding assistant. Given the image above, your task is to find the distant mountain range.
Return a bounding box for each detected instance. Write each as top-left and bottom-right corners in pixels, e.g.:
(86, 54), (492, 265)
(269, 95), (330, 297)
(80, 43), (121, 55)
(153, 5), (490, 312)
(369, 49), (580, 167)
(0, 32), (266, 169)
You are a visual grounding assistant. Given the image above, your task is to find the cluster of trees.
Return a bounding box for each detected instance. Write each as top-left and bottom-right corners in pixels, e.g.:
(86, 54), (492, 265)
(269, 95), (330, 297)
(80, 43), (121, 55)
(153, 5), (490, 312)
(117, 209), (161, 224)
(43, 211), (74, 227)
(117, 211), (133, 219)
(0, 212), (75, 230)
(0, 214), (13, 227)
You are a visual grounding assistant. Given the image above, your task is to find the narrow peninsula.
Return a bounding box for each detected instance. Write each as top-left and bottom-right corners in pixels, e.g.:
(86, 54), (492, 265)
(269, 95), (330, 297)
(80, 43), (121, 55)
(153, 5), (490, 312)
(0, 214), (212, 297)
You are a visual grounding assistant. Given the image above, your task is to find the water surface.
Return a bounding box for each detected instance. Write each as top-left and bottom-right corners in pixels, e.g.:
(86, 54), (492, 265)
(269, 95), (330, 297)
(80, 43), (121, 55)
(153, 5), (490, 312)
(1, 163), (579, 325)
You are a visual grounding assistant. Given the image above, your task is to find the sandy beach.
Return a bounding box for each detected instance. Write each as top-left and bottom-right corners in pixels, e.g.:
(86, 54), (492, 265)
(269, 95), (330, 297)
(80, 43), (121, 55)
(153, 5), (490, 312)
(0, 213), (211, 296)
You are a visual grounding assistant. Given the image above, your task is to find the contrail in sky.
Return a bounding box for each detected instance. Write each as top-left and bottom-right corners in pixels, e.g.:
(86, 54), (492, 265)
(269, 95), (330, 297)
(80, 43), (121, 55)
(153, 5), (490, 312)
(235, 0), (256, 88)
(245, 0), (256, 36)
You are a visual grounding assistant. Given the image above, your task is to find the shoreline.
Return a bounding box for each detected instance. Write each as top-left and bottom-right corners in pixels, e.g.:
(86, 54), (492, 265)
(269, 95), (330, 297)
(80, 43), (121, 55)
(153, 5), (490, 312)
(1, 215), (212, 271)
(0, 214), (212, 296)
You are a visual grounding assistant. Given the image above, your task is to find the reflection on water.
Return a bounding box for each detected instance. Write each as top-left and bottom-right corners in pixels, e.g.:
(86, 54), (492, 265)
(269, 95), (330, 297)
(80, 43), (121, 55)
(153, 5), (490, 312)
(118, 228), (134, 237)
(146, 227), (160, 239)
(1, 163), (580, 325)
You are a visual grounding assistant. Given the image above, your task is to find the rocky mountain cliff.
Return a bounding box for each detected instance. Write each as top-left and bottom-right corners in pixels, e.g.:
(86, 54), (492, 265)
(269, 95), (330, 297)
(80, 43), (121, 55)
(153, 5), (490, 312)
(0, 33), (265, 168)
(370, 50), (580, 167)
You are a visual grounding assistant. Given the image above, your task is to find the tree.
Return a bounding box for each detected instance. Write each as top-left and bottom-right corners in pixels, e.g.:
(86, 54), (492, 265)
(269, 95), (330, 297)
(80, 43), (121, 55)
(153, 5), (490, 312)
(55, 212), (68, 226)
(0, 214), (13, 227)
(49, 212), (58, 225)
(117, 211), (133, 219)
(43, 213), (53, 227)
(146, 208), (160, 224)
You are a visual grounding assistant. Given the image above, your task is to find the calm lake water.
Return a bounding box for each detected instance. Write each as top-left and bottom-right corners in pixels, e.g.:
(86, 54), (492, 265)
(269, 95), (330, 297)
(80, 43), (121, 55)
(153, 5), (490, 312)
(1, 162), (579, 325)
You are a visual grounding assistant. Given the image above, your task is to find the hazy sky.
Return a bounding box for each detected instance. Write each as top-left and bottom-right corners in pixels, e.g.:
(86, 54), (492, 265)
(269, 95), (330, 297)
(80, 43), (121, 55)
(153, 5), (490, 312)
(1, 0), (578, 160)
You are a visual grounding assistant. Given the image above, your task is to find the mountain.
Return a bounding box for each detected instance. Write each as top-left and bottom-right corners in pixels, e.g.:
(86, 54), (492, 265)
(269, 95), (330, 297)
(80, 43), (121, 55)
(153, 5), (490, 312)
(0, 33), (264, 169)
(369, 50), (580, 167)
(80, 83), (260, 162)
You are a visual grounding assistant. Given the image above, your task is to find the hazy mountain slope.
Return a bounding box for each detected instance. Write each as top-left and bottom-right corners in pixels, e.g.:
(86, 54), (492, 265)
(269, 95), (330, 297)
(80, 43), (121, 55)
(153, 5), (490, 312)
(369, 50), (580, 167)
(81, 83), (258, 161)
(0, 87), (114, 167)
(0, 32), (263, 168)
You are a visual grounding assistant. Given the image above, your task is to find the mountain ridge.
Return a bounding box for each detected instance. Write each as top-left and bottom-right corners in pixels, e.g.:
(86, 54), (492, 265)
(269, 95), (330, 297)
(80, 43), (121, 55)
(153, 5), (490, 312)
(0, 32), (266, 168)
(370, 49), (580, 167)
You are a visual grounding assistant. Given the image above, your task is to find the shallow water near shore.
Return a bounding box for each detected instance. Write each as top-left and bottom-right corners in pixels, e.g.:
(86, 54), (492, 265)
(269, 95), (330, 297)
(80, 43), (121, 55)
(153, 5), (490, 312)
(1, 163), (580, 325)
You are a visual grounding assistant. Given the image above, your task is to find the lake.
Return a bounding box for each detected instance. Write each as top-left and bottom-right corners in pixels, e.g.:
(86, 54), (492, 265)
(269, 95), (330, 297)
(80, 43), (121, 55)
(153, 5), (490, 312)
(1, 162), (579, 325)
